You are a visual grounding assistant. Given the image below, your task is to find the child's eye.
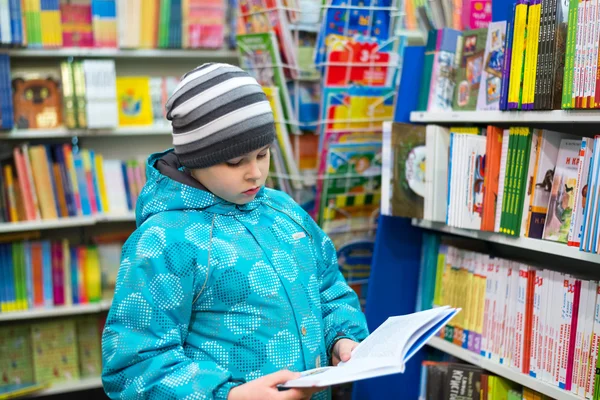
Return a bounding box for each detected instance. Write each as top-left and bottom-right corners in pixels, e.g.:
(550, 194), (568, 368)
(226, 160), (242, 167)
(257, 152), (268, 159)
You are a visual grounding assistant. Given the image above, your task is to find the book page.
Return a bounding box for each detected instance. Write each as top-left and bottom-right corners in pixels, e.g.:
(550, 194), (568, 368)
(280, 307), (459, 388)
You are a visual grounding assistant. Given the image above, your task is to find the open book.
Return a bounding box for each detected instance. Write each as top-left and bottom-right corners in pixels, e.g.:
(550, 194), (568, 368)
(280, 306), (460, 388)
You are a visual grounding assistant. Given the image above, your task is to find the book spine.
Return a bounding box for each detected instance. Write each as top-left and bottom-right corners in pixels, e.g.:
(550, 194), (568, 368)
(566, 279), (582, 390)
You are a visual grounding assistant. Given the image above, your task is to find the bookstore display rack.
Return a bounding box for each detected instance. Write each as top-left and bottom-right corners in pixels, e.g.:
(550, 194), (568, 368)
(2, 48), (239, 59)
(31, 377), (103, 397)
(410, 111), (600, 124)
(0, 300), (111, 323)
(0, 213), (136, 234)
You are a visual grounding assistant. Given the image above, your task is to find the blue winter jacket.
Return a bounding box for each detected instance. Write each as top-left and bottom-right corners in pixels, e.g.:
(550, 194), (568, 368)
(101, 149), (369, 399)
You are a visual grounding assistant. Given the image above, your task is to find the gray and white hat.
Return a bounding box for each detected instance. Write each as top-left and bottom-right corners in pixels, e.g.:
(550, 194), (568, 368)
(165, 63), (276, 169)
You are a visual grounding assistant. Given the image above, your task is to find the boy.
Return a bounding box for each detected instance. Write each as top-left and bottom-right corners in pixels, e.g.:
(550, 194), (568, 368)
(101, 63), (369, 400)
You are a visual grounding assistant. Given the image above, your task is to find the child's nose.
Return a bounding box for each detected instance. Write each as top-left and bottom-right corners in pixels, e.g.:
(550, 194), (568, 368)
(245, 160), (262, 180)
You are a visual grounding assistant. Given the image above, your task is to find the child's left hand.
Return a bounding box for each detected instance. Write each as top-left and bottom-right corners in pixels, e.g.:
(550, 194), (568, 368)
(331, 339), (359, 366)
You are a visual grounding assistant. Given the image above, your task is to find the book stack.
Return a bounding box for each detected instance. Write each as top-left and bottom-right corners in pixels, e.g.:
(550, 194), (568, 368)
(0, 316), (103, 387)
(9, 59), (180, 130)
(384, 122), (600, 253)
(0, 0), (230, 49)
(0, 142), (146, 223)
(0, 237), (124, 313)
(420, 361), (552, 399)
(418, 236), (600, 397)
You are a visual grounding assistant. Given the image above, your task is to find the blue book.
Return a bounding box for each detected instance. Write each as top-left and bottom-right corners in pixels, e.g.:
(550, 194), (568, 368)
(70, 246), (79, 304)
(394, 45), (425, 123)
(4, 244), (16, 310)
(23, 241), (33, 309)
(41, 241), (54, 307)
(9, 0), (23, 46)
(45, 145), (62, 217)
(89, 151), (103, 214)
(121, 161), (132, 211)
(499, 4), (515, 111)
(168, 0), (182, 48)
(53, 145), (76, 217)
(73, 152), (92, 216)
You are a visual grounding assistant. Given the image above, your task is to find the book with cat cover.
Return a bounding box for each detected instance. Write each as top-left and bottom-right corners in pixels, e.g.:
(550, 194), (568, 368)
(11, 68), (63, 129)
(542, 138), (583, 243)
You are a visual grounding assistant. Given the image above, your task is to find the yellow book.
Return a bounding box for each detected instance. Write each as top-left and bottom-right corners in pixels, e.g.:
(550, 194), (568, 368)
(85, 246), (102, 303)
(116, 77), (154, 126)
(526, 1), (541, 108)
(521, 3), (538, 108)
(3, 165), (18, 223)
(140, 0), (158, 48)
(182, 0), (189, 48)
(94, 154), (109, 214)
(432, 246), (447, 306)
(27, 146), (58, 220)
(508, 1), (529, 109)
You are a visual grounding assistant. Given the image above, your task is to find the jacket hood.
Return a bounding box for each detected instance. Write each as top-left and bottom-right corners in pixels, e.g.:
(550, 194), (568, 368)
(136, 149), (265, 226)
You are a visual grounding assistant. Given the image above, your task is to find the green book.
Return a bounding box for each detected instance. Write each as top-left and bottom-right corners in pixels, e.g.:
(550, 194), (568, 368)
(508, 128), (526, 235)
(31, 320), (80, 385)
(562, 0), (579, 109)
(514, 128), (533, 235)
(417, 30), (438, 111)
(158, 0), (171, 48)
(76, 317), (102, 378)
(0, 325), (34, 387)
(500, 128), (517, 234)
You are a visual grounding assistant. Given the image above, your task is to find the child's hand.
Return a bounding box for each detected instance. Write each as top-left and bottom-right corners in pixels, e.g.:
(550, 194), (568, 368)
(331, 338), (359, 366)
(227, 370), (324, 400)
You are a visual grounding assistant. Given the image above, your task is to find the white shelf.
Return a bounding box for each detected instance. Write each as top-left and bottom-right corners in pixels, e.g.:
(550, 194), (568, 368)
(24, 377), (103, 397)
(0, 125), (171, 139)
(3, 47), (238, 59)
(412, 219), (600, 264)
(427, 337), (579, 400)
(0, 213), (136, 234)
(0, 301), (111, 322)
(410, 110), (600, 124)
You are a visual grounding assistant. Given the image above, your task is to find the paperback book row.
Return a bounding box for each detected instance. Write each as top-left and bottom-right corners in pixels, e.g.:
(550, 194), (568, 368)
(417, 0), (600, 113)
(418, 235), (600, 399)
(1, 316), (104, 389)
(0, 236), (123, 313)
(0, 0), (233, 50)
(1, 58), (182, 130)
(420, 360), (551, 400)
(384, 122), (600, 250)
(402, 0), (492, 33)
(0, 142), (145, 223)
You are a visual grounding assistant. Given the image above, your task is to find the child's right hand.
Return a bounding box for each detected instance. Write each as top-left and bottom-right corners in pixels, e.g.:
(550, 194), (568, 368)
(227, 370), (324, 400)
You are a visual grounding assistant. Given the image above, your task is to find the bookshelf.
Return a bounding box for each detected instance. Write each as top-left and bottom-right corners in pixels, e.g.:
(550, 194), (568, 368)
(412, 219), (600, 264)
(0, 126), (172, 139)
(0, 301), (111, 323)
(410, 110), (600, 124)
(427, 337), (580, 400)
(26, 377), (103, 397)
(2, 48), (238, 59)
(0, 213), (136, 234)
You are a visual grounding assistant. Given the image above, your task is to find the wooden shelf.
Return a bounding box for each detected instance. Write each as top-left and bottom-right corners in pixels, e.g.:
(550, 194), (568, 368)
(0, 125), (172, 139)
(0, 301), (111, 322)
(428, 337), (580, 400)
(2, 48), (238, 59)
(0, 213), (136, 234)
(410, 110), (600, 124)
(412, 219), (600, 264)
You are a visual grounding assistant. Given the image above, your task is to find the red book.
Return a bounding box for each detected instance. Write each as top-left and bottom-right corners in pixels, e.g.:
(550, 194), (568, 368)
(30, 242), (44, 307)
(565, 279), (582, 390)
(481, 126), (503, 231)
(522, 268), (536, 374)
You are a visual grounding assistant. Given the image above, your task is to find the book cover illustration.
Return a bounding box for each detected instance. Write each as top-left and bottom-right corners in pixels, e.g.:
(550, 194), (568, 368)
(11, 69), (63, 129)
(453, 28), (488, 111)
(387, 122), (426, 219)
(318, 142), (382, 233)
(76, 317), (102, 378)
(236, 32), (298, 134)
(116, 77), (154, 126)
(0, 325), (34, 386)
(542, 139), (583, 243)
(30, 320), (80, 385)
(477, 22), (507, 110)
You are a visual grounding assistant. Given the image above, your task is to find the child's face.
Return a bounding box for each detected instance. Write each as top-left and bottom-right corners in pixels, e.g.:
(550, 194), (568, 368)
(190, 145), (271, 205)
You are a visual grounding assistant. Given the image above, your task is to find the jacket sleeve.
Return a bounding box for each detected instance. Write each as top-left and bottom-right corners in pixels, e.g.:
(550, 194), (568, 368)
(314, 228), (370, 360)
(101, 229), (241, 400)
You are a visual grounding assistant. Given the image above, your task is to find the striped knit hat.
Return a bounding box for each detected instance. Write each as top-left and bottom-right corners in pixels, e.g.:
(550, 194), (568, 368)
(165, 63), (276, 169)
